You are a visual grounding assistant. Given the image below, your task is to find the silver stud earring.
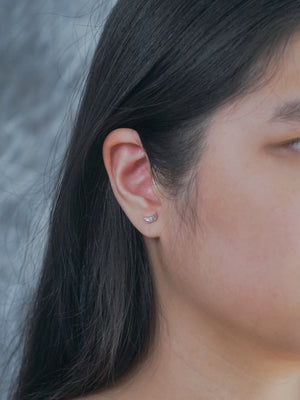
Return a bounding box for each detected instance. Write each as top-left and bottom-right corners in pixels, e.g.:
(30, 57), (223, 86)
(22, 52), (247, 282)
(143, 212), (157, 223)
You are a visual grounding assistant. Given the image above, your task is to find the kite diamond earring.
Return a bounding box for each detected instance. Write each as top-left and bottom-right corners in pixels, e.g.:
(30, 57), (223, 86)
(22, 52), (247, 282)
(143, 212), (157, 223)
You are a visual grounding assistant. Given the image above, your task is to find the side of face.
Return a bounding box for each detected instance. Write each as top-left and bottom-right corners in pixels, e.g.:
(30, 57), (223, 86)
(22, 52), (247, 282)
(157, 34), (300, 356)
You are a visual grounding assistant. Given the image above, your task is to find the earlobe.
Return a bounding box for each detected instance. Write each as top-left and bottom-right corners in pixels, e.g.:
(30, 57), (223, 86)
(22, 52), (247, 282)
(102, 128), (162, 236)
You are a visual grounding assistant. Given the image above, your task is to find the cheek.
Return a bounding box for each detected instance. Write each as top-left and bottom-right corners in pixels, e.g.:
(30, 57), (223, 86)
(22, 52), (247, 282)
(173, 153), (300, 352)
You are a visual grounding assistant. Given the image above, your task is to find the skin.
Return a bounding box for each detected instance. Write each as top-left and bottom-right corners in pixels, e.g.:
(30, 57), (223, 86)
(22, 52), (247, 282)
(85, 33), (300, 399)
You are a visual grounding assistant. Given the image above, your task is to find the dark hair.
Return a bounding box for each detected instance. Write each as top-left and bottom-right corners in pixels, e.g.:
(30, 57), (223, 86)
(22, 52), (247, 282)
(6, 1), (300, 399)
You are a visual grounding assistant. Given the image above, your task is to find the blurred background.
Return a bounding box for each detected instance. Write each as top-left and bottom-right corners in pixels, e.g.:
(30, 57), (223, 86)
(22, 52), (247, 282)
(0, 1), (116, 398)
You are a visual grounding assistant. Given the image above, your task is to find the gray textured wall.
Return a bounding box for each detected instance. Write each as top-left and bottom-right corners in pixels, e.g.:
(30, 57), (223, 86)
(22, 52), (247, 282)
(0, 1), (115, 398)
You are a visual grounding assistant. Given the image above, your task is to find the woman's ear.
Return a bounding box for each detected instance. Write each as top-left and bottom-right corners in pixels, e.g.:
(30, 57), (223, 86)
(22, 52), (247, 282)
(102, 128), (166, 238)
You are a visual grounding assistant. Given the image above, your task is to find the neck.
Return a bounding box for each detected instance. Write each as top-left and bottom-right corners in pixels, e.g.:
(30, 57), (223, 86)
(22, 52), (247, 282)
(106, 292), (300, 400)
